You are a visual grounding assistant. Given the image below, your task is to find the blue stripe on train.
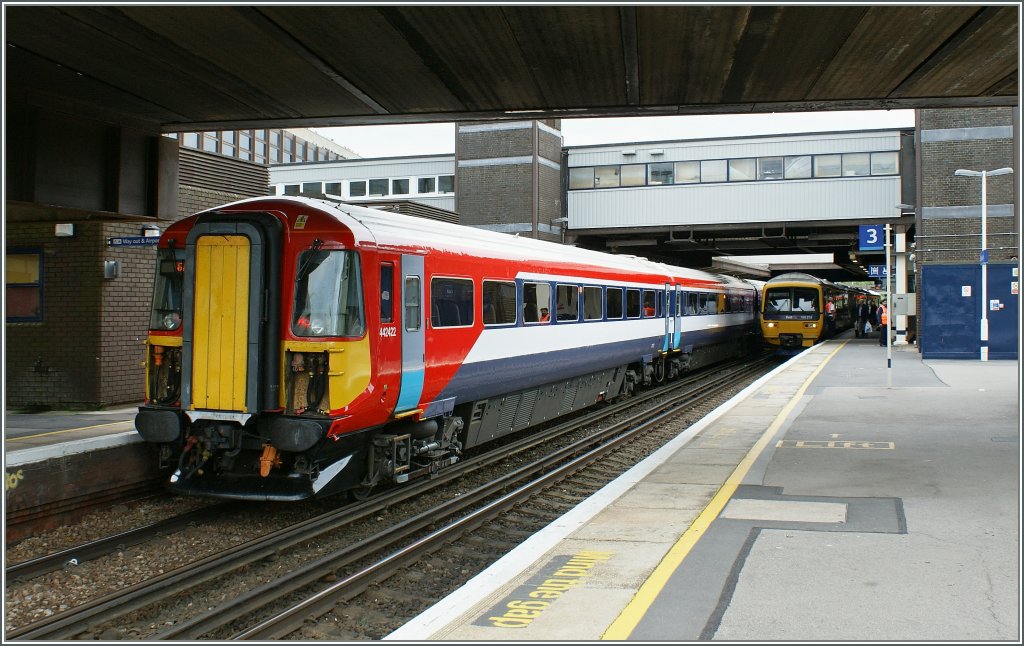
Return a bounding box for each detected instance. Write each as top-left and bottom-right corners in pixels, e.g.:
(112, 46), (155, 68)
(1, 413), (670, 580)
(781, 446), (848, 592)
(396, 367), (425, 411)
(430, 323), (750, 406)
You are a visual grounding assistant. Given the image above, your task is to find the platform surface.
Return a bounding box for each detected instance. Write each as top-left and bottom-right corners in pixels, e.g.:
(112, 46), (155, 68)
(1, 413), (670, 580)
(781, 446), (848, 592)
(386, 337), (1020, 642)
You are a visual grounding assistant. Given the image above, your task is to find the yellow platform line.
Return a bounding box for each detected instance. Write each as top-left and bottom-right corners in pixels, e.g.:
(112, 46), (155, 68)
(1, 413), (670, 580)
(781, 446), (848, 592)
(6, 419), (135, 442)
(601, 341), (847, 640)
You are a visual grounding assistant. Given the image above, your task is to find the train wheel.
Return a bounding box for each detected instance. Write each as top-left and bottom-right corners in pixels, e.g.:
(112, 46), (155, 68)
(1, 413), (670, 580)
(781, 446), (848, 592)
(348, 484), (375, 502)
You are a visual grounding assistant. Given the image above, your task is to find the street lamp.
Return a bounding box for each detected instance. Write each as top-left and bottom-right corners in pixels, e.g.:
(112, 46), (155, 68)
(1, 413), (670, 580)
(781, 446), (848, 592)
(953, 167), (1014, 361)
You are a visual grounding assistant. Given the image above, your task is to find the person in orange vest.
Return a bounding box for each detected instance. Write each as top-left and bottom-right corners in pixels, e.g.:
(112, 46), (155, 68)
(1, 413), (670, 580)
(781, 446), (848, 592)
(876, 299), (889, 346)
(824, 297), (837, 336)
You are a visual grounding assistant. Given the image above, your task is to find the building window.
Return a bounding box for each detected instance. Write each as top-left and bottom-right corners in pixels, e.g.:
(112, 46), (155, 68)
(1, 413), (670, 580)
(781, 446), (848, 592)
(368, 178), (389, 196)
(675, 161), (700, 183)
(569, 167), (595, 189)
(391, 178), (410, 195)
(621, 164), (646, 187)
(758, 157), (784, 180)
(438, 175), (455, 193)
(350, 180), (367, 197)
(648, 162), (673, 185)
(6, 251), (42, 321)
(183, 132), (200, 148)
(842, 152), (870, 177)
(302, 182), (321, 194)
(417, 177), (436, 194)
(729, 158), (756, 182)
(202, 132), (218, 153)
(871, 151), (899, 175)
(595, 166), (621, 188)
(325, 182), (342, 196)
(701, 159), (728, 183)
(813, 154), (842, 178)
(784, 155), (812, 179)
(283, 184), (300, 195)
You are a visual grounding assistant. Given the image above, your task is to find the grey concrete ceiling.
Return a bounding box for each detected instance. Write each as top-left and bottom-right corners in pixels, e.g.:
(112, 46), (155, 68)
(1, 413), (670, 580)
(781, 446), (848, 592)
(5, 5), (1018, 132)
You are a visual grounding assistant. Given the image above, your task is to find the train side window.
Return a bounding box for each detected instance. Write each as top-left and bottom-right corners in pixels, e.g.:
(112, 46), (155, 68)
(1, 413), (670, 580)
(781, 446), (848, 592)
(642, 289), (657, 317)
(523, 282), (551, 324)
(380, 263), (394, 324)
(685, 292), (698, 316)
(404, 276), (420, 332)
(697, 293), (710, 315)
(555, 284), (579, 321)
(606, 287), (624, 319)
(626, 289), (641, 318)
(483, 280), (517, 326)
(583, 286), (603, 321)
(431, 277), (474, 328)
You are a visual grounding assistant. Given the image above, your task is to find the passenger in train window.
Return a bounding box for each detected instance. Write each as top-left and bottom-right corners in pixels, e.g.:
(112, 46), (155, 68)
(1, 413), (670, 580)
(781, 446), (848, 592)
(539, 307), (550, 322)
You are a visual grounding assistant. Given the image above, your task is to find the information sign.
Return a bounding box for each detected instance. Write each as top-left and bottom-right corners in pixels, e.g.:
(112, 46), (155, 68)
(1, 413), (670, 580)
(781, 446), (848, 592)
(108, 236), (159, 247)
(868, 265), (888, 278)
(859, 225), (883, 251)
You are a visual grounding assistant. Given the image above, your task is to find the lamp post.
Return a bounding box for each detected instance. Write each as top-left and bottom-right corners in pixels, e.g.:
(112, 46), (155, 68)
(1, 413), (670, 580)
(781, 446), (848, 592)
(953, 167), (1014, 361)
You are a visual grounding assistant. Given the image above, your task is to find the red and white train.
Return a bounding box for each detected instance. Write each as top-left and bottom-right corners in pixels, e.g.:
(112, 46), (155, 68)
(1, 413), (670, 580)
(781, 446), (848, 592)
(135, 196), (761, 500)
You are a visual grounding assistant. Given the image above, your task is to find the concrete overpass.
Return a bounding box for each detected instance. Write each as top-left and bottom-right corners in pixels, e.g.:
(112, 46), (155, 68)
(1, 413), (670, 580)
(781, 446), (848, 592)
(4, 5), (1018, 225)
(6, 5), (1017, 133)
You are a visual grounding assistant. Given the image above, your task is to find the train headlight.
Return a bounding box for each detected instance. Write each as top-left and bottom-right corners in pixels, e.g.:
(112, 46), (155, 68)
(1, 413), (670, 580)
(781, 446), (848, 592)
(162, 312), (182, 330)
(766, 322), (777, 328)
(804, 322), (817, 329)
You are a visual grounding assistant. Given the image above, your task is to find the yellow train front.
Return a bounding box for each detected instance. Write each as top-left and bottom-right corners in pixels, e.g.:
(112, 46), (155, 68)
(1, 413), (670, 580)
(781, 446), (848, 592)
(760, 272), (857, 350)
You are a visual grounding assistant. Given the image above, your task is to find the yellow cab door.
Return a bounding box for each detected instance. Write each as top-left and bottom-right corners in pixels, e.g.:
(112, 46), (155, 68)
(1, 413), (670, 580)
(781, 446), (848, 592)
(191, 235), (250, 412)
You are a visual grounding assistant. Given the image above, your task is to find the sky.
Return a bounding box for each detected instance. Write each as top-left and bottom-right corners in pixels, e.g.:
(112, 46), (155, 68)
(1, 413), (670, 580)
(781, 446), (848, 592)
(311, 109), (916, 159)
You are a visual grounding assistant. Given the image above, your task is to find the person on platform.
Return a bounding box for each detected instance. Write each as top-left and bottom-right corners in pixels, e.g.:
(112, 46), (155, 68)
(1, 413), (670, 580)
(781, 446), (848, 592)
(856, 298), (872, 338)
(876, 299), (889, 346)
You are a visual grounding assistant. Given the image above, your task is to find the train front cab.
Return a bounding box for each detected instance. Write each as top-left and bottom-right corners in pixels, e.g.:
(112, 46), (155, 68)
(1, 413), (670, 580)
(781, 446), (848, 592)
(136, 208), (384, 500)
(761, 281), (823, 349)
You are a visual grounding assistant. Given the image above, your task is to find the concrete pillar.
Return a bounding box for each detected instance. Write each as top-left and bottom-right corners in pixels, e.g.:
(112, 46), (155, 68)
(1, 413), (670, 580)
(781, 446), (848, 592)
(894, 228), (910, 345)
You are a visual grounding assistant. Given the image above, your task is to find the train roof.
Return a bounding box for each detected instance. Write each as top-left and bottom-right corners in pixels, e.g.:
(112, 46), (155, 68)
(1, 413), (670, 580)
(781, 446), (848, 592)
(766, 272), (828, 285)
(207, 196), (755, 291)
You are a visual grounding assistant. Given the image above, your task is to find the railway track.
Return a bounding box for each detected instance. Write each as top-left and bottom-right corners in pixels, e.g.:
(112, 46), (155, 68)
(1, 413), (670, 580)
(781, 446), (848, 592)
(6, 355), (776, 641)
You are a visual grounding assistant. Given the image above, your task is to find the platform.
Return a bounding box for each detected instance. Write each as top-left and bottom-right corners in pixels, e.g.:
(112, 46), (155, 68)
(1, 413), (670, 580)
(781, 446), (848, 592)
(386, 336), (1020, 641)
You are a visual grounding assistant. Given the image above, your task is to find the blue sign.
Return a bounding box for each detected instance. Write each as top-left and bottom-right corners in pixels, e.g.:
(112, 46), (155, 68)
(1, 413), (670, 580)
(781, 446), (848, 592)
(859, 225), (884, 251)
(108, 236), (159, 247)
(868, 265), (888, 278)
